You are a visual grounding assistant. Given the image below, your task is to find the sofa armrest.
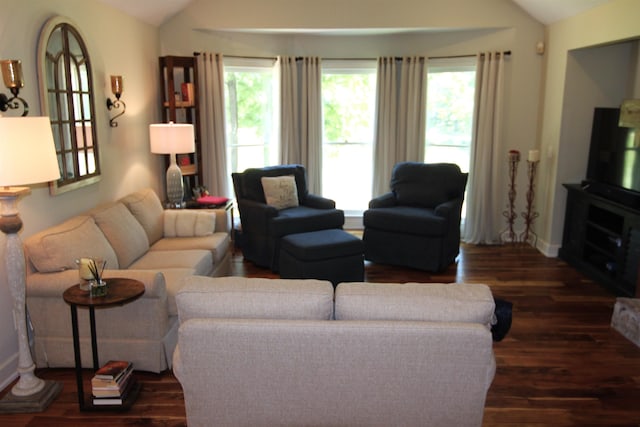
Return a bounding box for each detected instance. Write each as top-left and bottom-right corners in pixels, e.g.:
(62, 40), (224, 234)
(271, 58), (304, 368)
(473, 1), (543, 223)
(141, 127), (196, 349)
(237, 199), (278, 232)
(27, 269), (171, 348)
(303, 194), (336, 209)
(172, 344), (183, 382)
(435, 198), (463, 219)
(211, 208), (230, 233)
(26, 269), (167, 299)
(369, 192), (396, 208)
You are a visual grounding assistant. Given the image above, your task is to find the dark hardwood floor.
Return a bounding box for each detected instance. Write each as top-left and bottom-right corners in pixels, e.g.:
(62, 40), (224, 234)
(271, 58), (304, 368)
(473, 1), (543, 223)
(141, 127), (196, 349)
(1, 243), (639, 426)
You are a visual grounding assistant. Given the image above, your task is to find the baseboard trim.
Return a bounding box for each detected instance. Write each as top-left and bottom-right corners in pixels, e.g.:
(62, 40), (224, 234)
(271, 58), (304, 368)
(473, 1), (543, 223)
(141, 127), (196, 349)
(0, 353), (18, 393)
(536, 238), (560, 258)
(344, 216), (363, 230)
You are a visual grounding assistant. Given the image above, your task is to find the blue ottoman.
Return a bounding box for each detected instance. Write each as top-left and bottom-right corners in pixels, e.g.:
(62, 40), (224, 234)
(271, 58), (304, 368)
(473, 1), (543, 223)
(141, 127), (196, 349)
(279, 229), (364, 286)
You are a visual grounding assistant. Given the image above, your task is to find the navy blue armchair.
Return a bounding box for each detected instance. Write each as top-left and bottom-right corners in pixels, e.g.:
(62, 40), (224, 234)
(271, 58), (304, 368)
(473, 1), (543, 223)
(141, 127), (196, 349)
(232, 165), (344, 271)
(363, 162), (468, 272)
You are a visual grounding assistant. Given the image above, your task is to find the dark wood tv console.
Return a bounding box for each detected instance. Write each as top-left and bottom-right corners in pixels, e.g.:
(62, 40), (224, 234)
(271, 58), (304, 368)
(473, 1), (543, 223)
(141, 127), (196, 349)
(560, 183), (640, 297)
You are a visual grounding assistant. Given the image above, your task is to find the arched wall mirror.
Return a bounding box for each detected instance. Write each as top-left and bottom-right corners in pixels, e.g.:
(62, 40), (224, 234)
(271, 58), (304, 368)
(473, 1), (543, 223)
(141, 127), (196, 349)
(38, 16), (100, 195)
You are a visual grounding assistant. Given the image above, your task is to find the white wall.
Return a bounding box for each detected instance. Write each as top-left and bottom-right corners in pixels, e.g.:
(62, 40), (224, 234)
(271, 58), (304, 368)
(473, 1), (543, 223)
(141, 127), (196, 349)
(0, 0), (162, 390)
(537, 0), (640, 256)
(160, 0), (546, 237)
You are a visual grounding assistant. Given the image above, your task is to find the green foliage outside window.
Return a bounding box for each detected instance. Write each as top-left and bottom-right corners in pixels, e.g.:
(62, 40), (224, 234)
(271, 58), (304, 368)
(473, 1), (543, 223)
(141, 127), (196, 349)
(426, 71), (475, 147)
(322, 73), (376, 143)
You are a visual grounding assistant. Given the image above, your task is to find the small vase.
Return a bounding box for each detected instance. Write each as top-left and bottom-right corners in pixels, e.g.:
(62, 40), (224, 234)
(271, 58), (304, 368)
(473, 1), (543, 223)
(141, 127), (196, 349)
(90, 280), (108, 297)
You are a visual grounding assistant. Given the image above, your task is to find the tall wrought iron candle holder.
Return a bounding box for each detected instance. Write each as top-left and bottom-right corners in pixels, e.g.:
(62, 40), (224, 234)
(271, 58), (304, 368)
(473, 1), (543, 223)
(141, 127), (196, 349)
(521, 150), (540, 245)
(501, 150), (520, 243)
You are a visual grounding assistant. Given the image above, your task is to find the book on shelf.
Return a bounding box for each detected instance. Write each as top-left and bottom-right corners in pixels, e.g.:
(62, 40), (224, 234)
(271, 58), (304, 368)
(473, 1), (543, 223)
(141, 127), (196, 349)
(92, 378), (136, 406)
(181, 82), (195, 105)
(94, 360), (132, 381)
(92, 369), (133, 395)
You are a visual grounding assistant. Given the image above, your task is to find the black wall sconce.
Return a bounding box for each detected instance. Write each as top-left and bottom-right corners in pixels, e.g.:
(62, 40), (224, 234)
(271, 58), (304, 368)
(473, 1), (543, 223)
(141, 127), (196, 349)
(0, 60), (29, 116)
(106, 75), (125, 127)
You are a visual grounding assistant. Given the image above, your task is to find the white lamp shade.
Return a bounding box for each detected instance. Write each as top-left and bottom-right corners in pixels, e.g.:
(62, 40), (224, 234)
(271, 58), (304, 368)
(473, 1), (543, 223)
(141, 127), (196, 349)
(149, 123), (195, 155)
(0, 117), (60, 186)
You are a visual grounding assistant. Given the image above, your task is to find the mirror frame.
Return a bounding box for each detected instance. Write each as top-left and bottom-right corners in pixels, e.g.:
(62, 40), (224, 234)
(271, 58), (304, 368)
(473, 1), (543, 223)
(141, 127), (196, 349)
(37, 16), (101, 195)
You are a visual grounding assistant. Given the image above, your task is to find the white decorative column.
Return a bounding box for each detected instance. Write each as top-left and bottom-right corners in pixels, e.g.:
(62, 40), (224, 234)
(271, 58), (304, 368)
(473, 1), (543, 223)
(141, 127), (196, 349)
(0, 116), (63, 413)
(0, 189), (62, 412)
(1, 190), (44, 395)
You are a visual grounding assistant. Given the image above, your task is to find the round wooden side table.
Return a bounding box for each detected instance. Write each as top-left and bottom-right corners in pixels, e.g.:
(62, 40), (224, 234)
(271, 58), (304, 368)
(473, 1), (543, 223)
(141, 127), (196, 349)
(63, 277), (145, 411)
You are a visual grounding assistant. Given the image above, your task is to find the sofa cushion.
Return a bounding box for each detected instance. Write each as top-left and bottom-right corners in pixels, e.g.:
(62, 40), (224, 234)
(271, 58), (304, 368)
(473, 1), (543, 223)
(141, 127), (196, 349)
(92, 202), (150, 268)
(335, 282), (495, 326)
(164, 210), (216, 237)
(176, 276), (334, 323)
(120, 188), (165, 245)
(129, 249), (213, 276)
(150, 233), (230, 264)
(261, 175), (299, 210)
(270, 206), (345, 237)
(24, 216), (119, 273)
(363, 206), (447, 236)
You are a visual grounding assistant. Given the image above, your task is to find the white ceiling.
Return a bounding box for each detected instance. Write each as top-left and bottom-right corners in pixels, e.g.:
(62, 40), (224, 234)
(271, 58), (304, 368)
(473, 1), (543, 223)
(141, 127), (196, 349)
(99, 0), (612, 27)
(97, 0), (193, 26)
(512, 0), (611, 25)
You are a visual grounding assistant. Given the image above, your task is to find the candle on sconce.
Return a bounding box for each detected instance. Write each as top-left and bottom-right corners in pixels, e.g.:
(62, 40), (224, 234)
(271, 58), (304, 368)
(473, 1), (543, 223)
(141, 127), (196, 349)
(1, 59), (24, 89)
(528, 149), (540, 162)
(110, 75), (123, 97)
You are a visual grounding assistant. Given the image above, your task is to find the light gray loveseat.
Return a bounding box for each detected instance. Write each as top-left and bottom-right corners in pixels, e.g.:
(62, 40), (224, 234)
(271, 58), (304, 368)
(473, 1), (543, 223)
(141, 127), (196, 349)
(24, 188), (231, 373)
(174, 277), (496, 427)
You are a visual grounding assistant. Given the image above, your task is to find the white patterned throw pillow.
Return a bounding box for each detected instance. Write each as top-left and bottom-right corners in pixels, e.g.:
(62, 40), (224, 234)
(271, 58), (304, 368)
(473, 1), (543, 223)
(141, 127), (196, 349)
(261, 175), (299, 210)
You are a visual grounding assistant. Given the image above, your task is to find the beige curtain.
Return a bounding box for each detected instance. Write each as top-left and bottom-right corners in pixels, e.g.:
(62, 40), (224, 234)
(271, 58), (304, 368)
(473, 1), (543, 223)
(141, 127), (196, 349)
(197, 52), (228, 197)
(372, 57), (397, 196)
(397, 57), (427, 163)
(279, 57), (299, 164)
(462, 52), (506, 244)
(279, 56), (323, 193)
(372, 56), (427, 196)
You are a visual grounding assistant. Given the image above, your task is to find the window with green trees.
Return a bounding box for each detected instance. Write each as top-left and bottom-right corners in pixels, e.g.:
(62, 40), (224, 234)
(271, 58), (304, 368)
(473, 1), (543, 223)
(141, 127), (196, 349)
(425, 57), (476, 173)
(321, 61), (377, 214)
(224, 59), (277, 194)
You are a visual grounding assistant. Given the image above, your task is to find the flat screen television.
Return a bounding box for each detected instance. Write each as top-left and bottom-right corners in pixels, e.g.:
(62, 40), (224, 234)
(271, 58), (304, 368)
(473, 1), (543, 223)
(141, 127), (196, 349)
(585, 107), (640, 209)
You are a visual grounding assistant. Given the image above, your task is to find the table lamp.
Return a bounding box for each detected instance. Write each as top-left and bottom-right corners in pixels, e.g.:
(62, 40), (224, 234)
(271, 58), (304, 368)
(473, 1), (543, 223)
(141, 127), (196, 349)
(0, 116), (62, 412)
(149, 122), (195, 207)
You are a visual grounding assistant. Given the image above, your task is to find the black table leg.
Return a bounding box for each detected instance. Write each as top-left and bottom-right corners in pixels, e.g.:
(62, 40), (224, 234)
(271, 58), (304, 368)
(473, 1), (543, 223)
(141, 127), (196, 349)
(69, 304), (86, 411)
(89, 307), (99, 369)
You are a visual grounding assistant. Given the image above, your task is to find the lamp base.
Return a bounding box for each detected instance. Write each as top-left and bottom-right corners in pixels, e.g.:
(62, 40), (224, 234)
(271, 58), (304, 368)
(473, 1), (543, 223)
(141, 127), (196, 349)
(166, 162), (184, 207)
(0, 380), (62, 413)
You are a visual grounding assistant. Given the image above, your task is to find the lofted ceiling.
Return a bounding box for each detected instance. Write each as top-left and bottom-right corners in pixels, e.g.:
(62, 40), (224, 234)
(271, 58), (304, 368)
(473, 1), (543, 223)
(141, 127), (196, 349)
(99, 0), (612, 27)
(512, 0), (611, 25)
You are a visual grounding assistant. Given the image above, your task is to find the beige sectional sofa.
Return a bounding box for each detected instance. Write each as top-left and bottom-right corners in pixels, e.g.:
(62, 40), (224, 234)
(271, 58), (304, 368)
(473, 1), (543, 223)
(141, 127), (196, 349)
(174, 277), (496, 427)
(24, 188), (231, 373)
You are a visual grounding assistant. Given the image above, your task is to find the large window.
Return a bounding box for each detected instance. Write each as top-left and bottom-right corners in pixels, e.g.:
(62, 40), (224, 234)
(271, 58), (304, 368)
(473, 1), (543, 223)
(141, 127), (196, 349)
(321, 60), (377, 214)
(424, 58), (476, 173)
(224, 58), (278, 195)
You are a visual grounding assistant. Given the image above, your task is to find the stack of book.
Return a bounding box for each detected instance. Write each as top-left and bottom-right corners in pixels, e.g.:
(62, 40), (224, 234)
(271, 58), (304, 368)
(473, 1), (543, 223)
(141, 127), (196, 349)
(91, 360), (134, 406)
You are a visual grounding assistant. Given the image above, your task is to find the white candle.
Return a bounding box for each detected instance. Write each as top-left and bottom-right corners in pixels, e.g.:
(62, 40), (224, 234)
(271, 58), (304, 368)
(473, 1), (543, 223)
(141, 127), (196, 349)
(79, 258), (94, 280)
(528, 149), (540, 162)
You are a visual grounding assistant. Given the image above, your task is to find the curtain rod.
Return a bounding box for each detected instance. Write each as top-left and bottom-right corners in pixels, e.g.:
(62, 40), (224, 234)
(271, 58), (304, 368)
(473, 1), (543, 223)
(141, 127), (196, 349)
(432, 50), (511, 60)
(193, 50), (511, 61)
